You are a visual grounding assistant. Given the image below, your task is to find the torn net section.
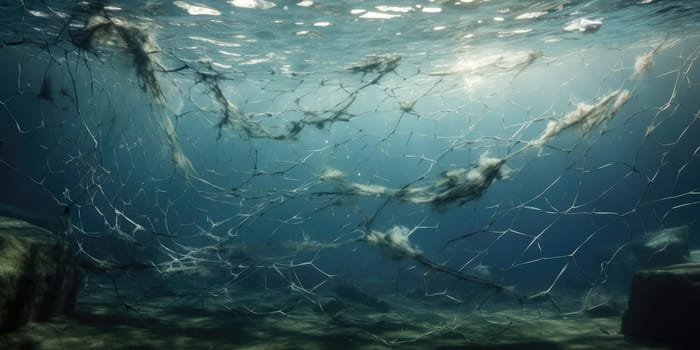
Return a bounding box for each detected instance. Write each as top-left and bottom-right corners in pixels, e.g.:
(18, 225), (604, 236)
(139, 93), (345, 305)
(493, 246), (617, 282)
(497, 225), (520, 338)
(1, 0), (699, 339)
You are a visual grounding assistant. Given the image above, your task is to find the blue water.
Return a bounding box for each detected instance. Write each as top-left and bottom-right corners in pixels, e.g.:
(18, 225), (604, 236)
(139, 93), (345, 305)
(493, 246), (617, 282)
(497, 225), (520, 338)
(1, 0), (699, 332)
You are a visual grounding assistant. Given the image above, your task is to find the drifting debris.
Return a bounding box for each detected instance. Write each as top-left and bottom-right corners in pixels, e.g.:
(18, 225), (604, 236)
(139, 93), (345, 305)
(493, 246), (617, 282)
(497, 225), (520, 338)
(346, 54), (402, 75)
(68, 10), (196, 176)
(530, 89), (631, 148)
(564, 18), (603, 33)
(319, 153), (509, 210)
(417, 155), (509, 209)
(632, 35), (671, 80)
(366, 225), (422, 260)
(364, 225), (523, 300)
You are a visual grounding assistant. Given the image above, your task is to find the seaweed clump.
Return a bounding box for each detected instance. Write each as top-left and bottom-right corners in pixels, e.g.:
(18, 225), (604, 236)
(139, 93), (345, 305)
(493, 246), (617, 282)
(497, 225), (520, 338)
(67, 7), (195, 176)
(70, 14), (165, 104)
(318, 153), (509, 210)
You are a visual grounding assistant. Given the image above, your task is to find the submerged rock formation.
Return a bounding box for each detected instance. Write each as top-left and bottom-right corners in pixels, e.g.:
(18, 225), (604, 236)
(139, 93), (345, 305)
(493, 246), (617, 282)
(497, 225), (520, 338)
(335, 284), (391, 313)
(0, 216), (84, 331)
(621, 262), (700, 346)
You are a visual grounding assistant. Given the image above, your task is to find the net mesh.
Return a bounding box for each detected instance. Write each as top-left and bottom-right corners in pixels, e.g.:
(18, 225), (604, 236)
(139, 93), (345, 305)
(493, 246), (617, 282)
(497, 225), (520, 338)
(1, 0), (699, 343)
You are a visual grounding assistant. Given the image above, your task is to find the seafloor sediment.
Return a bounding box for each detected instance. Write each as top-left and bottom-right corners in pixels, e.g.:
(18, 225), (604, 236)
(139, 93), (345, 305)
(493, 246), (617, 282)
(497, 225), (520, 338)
(0, 289), (671, 350)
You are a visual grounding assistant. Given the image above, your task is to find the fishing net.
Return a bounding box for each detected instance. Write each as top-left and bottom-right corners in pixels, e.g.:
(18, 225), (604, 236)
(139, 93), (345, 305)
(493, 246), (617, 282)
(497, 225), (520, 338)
(1, 0), (699, 343)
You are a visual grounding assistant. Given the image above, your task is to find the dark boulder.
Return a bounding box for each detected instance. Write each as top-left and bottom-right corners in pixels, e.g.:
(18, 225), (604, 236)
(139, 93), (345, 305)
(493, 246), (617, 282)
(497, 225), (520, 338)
(621, 262), (700, 346)
(0, 216), (84, 332)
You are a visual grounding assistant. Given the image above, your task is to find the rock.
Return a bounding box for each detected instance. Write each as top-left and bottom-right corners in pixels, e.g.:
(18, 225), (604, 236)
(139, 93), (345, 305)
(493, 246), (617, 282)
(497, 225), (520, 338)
(621, 263), (700, 346)
(0, 216), (84, 332)
(314, 298), (347, 315)
(689, 249), (700, 263)
(335, 284), (391, 313)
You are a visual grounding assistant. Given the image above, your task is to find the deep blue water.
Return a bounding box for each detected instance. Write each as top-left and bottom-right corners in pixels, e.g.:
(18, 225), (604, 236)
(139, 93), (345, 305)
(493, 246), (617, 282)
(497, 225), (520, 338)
(1, 0), (700, 317)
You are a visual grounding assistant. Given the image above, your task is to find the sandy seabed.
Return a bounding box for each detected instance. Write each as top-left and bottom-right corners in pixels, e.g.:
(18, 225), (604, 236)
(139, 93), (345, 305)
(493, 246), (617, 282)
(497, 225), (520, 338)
(0, 289), (673, 350)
